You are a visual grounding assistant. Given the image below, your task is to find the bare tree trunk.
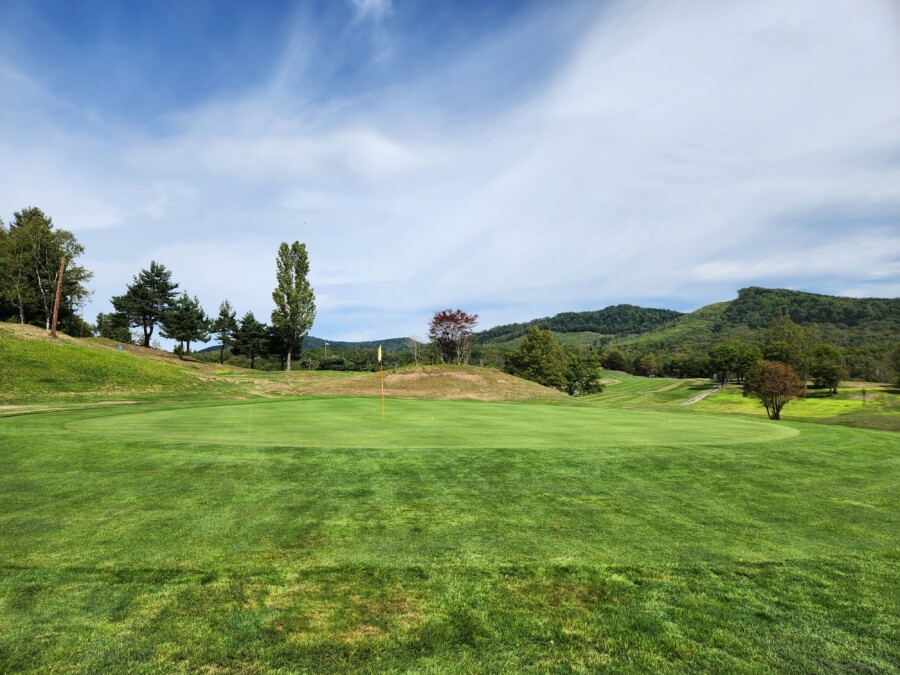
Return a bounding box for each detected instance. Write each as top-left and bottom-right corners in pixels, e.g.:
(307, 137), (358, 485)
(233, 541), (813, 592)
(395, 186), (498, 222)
(35, 261), (50, 330)
(285, 348), (292, 372)
(50, 257), (65, 337)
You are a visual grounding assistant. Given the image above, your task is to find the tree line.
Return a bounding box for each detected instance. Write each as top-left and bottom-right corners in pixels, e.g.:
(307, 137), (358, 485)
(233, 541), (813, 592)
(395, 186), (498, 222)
(99, 242), (315, 371)
(2, 206), (897, 386)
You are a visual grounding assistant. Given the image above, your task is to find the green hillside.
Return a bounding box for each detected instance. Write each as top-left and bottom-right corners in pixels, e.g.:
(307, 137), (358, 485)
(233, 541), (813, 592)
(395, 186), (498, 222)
(302, 335), (410, 352)
(478, 304), (682, 346)
(0, 324), (201, 404)
(617, 288), (898, 359)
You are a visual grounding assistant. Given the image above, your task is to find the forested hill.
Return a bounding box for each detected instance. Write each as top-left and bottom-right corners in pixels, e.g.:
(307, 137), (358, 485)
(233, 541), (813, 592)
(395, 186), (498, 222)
(722, 287), (900, 330)
(616, 287), (899, 365)
(477, 305), (683, 344)
(302, 336), (410, 352)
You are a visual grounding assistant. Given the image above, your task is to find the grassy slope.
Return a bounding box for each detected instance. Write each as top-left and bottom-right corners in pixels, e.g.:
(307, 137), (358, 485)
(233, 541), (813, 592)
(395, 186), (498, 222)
(1, 324), (898, 671)
(0, 324), (558, 408)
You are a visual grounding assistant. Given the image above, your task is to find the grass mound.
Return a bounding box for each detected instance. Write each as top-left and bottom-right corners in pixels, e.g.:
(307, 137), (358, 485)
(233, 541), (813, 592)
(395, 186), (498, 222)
(306, 364), (569, 402)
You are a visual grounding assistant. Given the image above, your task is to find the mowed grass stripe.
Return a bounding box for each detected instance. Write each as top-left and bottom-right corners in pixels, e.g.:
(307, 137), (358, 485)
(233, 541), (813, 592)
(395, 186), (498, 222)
(63, 397), (798, 448)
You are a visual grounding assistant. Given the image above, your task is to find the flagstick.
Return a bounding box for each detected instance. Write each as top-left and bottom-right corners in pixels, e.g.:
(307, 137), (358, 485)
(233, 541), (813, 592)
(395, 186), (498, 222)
(379, 345), (385, 422)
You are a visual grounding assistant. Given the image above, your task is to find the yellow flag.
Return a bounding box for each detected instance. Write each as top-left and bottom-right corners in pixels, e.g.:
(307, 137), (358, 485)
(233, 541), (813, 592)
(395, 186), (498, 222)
(377, 345), (382, 363)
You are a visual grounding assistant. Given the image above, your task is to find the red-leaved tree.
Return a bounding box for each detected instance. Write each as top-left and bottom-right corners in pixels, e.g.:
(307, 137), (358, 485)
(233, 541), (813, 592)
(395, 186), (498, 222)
(743, 360), (806, 420)
(428, 309), (479, 364)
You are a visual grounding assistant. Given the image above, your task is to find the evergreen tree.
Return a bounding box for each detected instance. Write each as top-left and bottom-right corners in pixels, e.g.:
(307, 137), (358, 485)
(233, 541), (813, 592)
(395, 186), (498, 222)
(94, 312), (134, 344)
(211, 299), (238, 364)
(161, 293), (209, 356)
(271, 241), (315, 371)
(111, 261), (179, 347)
(234, 311), (268, 369)
(810, 344), (845, 395)
(504, 327), (567, 388)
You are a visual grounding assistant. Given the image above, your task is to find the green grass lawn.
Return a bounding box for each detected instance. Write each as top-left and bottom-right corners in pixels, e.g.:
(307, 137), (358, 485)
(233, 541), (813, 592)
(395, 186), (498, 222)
(65, 397), (796, 448)
(1, 397), (897, 672)
(693, 383), (900, 431)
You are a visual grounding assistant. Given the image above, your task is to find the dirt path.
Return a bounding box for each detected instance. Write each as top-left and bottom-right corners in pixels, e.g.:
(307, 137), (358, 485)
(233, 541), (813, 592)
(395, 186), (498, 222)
(680, 384), (723, 405)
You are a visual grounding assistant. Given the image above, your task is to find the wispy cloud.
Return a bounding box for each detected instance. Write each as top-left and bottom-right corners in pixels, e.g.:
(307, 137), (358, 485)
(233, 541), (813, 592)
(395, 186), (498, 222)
(0, 0), (897, 340)
(350, 0), (392, 22)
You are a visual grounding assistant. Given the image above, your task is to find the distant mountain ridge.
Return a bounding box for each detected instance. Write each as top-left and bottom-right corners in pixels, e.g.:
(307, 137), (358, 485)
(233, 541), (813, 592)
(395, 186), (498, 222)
(478, 304), (683, 345)
(615, 287), (898, 361)
(200, 287), (897, 356)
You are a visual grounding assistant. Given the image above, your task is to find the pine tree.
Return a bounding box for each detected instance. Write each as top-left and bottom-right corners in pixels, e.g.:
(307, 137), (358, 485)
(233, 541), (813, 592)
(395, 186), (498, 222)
(211, 300), (238, 364)
(161, 293), (209, 357)
(111, 261), (178, 347)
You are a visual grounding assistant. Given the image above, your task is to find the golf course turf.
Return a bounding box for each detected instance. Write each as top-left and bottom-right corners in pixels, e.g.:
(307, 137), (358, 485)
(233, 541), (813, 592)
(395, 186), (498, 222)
(65, 397), (798, 448)
(1, 394), (897, 672)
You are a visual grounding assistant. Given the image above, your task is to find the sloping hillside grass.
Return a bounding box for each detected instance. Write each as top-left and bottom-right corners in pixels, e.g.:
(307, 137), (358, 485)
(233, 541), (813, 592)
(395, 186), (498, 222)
(0, 325), (569, 406)
(0, 324), (204, 404)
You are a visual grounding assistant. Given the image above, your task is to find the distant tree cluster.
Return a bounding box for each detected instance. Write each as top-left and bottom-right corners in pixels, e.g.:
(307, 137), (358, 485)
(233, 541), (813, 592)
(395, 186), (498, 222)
(724, 286), (900, 330)
(503, 327), (604, 397)
(0, 207), (92, 334)
(103, 240), (316, 369)
(479, 305), (682, 344)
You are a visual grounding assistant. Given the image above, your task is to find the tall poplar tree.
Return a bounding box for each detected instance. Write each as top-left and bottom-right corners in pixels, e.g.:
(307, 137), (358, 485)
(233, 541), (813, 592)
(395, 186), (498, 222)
(271, 241), (315, 372)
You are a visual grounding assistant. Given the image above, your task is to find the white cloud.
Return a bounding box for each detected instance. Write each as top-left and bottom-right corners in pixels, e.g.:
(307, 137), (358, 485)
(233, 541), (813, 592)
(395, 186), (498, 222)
(2, 0), (898, 341)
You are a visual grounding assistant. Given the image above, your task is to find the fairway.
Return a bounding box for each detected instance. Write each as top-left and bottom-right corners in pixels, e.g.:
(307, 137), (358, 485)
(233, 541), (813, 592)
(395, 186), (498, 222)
(66, 397), (798, 448)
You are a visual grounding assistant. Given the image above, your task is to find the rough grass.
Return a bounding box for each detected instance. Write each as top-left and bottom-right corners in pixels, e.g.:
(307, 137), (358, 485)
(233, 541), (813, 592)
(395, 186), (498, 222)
(306, 365), (569, 402)
(0, 324), (200, 404)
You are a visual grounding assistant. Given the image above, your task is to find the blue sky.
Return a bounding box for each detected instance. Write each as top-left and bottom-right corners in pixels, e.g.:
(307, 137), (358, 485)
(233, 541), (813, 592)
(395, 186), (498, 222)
(1, 0), (898, 341)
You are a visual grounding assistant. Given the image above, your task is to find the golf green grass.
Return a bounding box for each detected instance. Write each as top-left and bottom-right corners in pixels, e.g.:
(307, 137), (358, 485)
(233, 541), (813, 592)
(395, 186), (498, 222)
(66, 397), (797, 448)
(2, 397), (897, 672)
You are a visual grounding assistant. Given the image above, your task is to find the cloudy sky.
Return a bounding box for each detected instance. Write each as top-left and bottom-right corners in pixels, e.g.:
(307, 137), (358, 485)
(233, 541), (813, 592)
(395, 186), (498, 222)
(1, 0), (898, 340)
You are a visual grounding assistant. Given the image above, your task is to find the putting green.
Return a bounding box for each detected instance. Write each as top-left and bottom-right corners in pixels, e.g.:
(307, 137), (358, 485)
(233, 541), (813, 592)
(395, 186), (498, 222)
(67, 397), (798, 448)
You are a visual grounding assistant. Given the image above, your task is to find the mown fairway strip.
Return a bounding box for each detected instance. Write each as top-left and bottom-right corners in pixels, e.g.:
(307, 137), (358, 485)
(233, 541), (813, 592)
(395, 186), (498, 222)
(65, 397), (797, 448)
